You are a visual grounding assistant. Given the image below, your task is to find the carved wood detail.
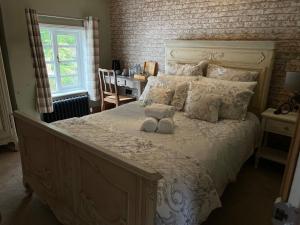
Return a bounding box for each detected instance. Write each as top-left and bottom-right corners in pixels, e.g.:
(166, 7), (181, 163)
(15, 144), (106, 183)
(165, 40), (275, 115)
(14, 112), (161, 225)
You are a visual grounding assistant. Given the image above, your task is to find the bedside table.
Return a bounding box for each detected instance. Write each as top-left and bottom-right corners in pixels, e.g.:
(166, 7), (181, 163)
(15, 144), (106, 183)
(255, 108), (298, 167)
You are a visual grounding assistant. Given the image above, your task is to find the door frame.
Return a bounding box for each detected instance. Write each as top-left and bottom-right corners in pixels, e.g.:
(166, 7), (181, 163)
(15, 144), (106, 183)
(280, 112), (300, 201)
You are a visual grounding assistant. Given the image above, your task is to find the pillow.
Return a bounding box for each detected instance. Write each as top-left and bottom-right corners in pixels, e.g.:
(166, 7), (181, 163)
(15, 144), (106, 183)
(201, 77), (257, 91)
(139, 75), (199, 101)
(139, 76), (159, 101)
(171, 83), (189, 111)
(166, 60), (208, 76)
(185, 92), (222, 123)
(191, 78), (257, 120)
(207, 64), (259, 82)
(143, 86), (174, 105)
(157, 75), (200, 111)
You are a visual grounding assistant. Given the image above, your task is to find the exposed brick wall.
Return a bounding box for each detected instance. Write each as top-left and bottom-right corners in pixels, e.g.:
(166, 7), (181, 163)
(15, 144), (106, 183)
(111, 0), (300, 107)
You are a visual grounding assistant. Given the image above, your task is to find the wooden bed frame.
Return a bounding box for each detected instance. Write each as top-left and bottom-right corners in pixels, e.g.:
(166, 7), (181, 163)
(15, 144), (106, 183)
(14, 40), (275, 225)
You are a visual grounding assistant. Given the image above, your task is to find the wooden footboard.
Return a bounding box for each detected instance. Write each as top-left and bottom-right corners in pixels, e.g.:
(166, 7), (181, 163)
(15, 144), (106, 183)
(14, 111), (162, 225)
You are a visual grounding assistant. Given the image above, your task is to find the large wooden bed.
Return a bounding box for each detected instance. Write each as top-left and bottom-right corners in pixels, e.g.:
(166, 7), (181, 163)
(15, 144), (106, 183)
(14, 40), (275, 225)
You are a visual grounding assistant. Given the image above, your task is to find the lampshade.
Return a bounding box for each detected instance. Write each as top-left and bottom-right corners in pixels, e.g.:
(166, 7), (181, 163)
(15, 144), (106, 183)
(285, 72), (300, 92)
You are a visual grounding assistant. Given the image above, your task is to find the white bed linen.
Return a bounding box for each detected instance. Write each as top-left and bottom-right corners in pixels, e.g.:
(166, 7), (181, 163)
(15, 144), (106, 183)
(53, 102), (260, 225)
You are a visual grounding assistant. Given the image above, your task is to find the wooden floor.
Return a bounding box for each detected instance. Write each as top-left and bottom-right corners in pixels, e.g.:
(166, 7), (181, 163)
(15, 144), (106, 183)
(0, 146), (283, 225)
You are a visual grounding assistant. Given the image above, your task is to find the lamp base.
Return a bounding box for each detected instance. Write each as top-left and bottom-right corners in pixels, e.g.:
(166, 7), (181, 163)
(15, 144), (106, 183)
(274, 93), (299, 115)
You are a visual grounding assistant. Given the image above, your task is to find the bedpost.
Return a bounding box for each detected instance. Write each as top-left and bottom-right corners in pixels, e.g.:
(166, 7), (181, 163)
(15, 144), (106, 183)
(14, 111), (162, 225)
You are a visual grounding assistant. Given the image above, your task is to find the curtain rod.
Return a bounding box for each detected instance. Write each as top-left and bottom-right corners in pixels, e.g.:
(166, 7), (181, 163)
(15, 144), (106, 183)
(37, 14), (85, 22)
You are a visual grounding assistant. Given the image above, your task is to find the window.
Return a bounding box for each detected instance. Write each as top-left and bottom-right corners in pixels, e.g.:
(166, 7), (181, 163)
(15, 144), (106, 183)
(40, 24), (86, 95)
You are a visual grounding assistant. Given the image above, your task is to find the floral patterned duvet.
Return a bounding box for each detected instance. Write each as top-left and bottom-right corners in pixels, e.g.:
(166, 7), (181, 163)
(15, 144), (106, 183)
(53, 102), (260, 225)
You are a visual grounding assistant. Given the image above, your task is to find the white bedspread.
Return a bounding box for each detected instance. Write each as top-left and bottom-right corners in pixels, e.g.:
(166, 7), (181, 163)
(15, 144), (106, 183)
(53, 102), (260, 225)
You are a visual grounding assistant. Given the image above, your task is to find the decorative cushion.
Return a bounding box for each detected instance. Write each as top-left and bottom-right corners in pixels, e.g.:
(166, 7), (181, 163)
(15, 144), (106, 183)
(143, 86), (174, 105)
(166, 60), (208, 76)
(191, 78), (257, 120)
(207, 64), (259, 82)
(171, 83), (189, 111)
(200, 77), (257, 91)
(185, 92), (222, 123)
(139, 75), (199, 102)
(139, 76), (159, 101)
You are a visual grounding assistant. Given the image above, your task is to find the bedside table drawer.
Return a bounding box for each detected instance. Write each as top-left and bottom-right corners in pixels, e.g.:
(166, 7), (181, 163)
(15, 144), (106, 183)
(265, 119), (296, 137)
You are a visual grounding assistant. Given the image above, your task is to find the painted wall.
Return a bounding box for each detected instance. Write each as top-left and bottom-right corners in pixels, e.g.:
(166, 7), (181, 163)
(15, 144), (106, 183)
(111, 0), (300, 108)
(0, 0), (111, 118)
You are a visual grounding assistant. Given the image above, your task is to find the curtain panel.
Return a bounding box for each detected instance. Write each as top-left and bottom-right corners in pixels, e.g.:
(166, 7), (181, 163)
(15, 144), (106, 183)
(25, 8), (53, 113)
(84, 16), (100, 101)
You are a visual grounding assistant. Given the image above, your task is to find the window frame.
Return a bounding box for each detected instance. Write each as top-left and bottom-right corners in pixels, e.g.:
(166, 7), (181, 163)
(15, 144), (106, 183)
(40, 24), (86, 96)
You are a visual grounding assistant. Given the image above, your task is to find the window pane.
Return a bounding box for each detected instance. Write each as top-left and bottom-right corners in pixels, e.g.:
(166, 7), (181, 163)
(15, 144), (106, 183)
(58, 47), (77, 61)
(46, 63), (55, 75)
(44, 47), (54, 61)
(57, 34), (76, 45)
(60, 62), (77, 76)
(61, 76), (78, 87)
(49, 77), (57, 92)
(40, 29), (52, 45)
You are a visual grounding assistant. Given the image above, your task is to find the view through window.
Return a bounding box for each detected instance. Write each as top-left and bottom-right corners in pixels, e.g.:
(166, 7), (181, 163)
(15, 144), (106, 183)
(40, 24), (86, 95)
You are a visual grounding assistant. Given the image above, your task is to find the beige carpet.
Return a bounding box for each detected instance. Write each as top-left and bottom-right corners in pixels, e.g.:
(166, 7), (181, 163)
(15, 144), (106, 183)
(0, 146), (283, 225)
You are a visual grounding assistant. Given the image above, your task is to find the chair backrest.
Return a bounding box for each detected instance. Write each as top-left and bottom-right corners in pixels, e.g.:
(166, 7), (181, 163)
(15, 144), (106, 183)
(98, 68), (119, 102)
(143, 61), (158, 76)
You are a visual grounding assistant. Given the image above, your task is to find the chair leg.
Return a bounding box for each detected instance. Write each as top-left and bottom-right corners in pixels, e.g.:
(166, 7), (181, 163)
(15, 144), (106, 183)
(101, 101), (105, 111)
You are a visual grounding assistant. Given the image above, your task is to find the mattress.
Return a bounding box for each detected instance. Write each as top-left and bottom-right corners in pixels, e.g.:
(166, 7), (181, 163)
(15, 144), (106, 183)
(53, 101), (260, 225)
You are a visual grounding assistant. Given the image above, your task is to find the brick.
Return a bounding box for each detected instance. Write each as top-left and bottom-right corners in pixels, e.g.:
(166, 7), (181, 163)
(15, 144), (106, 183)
(110, 0), (300, 107)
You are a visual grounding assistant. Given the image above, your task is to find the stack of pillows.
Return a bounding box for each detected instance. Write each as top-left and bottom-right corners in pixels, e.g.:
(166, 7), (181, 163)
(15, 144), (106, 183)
(139, 60), (259, 130)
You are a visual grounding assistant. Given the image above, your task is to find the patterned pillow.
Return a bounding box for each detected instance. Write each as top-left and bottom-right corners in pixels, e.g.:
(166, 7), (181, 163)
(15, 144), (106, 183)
(166, 60), (208, 76)
(171, 83), (189, 111)
(185, 92), (222, 123)
(201, 77), (257, 91)
(143, 86), (174, 105)
(139, 75), (199, 101)
(207, 64), (259, 82)
(139, 76), (158, 101)
(191, 78), (257, 120)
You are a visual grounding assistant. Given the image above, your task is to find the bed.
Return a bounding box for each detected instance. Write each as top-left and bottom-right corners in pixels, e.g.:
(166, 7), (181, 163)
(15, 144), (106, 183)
(14, 40), (275, 225)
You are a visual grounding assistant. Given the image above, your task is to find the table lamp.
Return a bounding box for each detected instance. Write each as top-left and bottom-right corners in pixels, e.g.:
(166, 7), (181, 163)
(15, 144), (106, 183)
(274, 71), (300, 114)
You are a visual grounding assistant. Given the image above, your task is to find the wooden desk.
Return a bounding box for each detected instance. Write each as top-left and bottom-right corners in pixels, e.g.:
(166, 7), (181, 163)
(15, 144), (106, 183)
(106, 76), (146, 98)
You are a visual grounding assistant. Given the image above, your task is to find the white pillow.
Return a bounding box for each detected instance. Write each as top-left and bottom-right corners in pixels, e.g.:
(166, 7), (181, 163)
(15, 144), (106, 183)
(139, 75), (199, 102)
(143, 86), (174, 105)
(201, 77), (257, 91)
(185, 92), (222, 123)
(171, 83), (189, 111)
(207, 64), (259, 82)
(190, 78), (257, 120)
(166, 60), (208, 76)
(139, 76), (158, 101)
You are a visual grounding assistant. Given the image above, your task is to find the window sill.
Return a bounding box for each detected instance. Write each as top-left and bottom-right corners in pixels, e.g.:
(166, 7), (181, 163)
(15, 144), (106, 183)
(52, 90), (88, 101)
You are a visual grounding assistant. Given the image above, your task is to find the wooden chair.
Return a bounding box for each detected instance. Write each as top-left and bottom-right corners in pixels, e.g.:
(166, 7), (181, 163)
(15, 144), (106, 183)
(98, 68), (136, 111)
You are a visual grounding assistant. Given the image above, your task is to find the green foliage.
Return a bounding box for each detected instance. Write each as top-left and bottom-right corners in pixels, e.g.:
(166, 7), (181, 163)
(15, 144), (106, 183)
(41, 29), (81, 91)
(57, 34), (76, 45)
(40, 29), (51, 45)
(60, 62), (77, 76)
(44, 47), (54, 61)
(58, 47), (76, 61)
(61, 76), (78, 86)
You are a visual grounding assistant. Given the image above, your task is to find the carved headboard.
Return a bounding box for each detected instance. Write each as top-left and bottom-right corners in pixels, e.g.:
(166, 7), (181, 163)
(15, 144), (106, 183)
(165, 40), (275, 116)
